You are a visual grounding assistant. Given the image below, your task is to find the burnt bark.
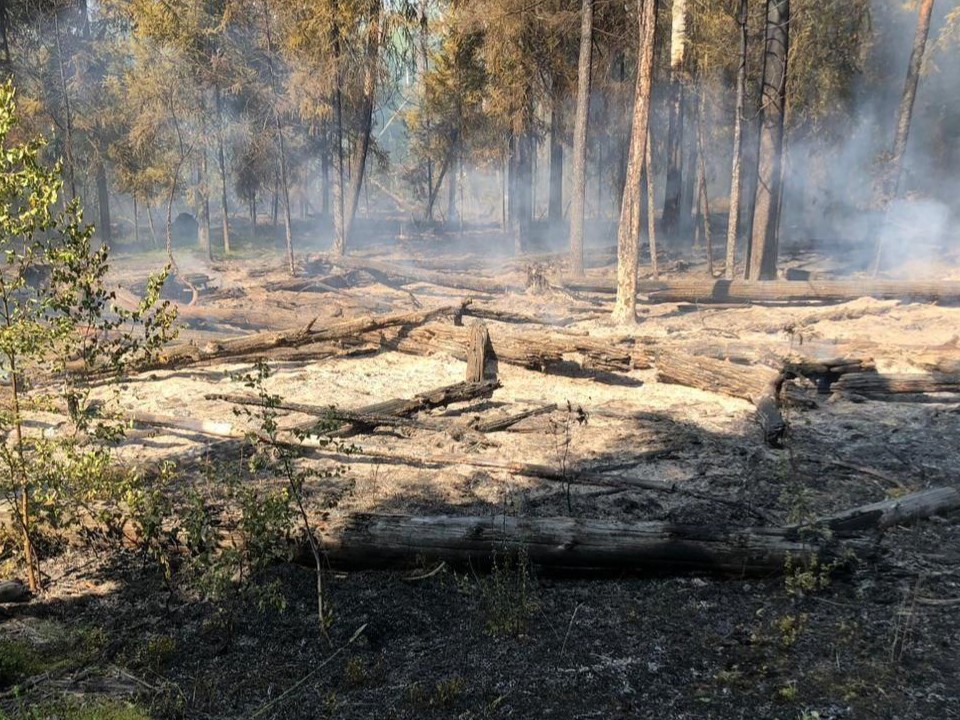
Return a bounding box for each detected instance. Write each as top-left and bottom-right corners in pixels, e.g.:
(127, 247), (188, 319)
(613, 0), (658, 325)
(569, 0), (594, 277)
(747, 0), (789, 280)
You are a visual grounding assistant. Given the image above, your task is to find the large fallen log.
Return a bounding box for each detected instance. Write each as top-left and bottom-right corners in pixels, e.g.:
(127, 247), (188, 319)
(395, 324), (637, 373)
(833, 372), (960, 397)
(811, 487), (960, 534)
(562, 277), (960, 304)
(67, 304), (465, 375)
(656, 352), (786, 445)
(311, 514), (866, 576)
(315, 255), (518, 295)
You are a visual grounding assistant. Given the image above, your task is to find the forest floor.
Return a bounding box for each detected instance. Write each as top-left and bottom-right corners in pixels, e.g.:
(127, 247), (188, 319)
(2, 230), (960, 720)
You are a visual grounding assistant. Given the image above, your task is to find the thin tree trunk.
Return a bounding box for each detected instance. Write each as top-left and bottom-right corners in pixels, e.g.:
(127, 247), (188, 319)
(646, 127), (658, 278)
(250, 193), (257, 240)
(696, 93), (713, 276)
(133, 194), (140, 247)
(146, 200), (159, 247)
(725, 0), (748, 279)
(54, 11), (76, 200)
(660, 0), (688, 241)
(95, 161), (111, 247)
(277, 121), (295, 274)
(425, 142), (454, 221)
(872, 0), (936, 275)
(548, 83), (564, 228)
(747, 0), (789, 281)
(197, 156), (211, 259)
(215, 85), (231, 254)
(321, 128), (331, 218)
(344, 0), (382, 241)
(569, 0), (594, 277)
(613, 0), (658, 325)
(446, 151), (458, 224)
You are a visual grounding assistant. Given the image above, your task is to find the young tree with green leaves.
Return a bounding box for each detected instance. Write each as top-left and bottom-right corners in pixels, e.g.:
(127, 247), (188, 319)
(0, 81), (175, 591)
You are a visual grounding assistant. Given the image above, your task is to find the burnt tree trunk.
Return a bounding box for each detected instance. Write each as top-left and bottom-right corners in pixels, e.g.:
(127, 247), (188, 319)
(613, 0), (658, 325)
(568, 0), (594, 277)
(747, 0), (789, 280)
(725, 0), (748, 279)
(660, 0), (688, 241)
(344, 1), (382, 242)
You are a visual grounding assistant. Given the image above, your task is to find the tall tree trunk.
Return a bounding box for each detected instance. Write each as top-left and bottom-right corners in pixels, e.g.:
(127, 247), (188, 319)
(569, 0), (594, 277)
(425, 141), (454, 222)
(660, 0), (688, 241)
(214, 85), (231, 254)
(417, 0), (433, 219)
(548, 83), (564, 228)
(146, 200), (159, 247)
(613, 0), (658, 325)
(332, 81), (346, 254)
(0, 0), (11, 67)
(196, 157), (211, 260)
(446, 152), (458, 224)
(276, 120), (295, 274)
(133, 194), (140, 247)
(872, 0), (936, 274)
(725, 0), (748, 279)
(511, 131), (534, 254)
(250, 193), (257, 240)
(747, 0), (789, 281)
(321, 127), (331, 218)
(53, 12), (76, 200)
(696, 98), (713, 276)
(95, 161), (111, 247)
(344, 0), (382, 242)
(646, 127), (658, 278)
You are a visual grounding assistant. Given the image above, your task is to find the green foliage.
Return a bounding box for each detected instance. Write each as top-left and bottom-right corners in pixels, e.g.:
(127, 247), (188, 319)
(0, 638), (46, 687)
(0, 81), (175, 589)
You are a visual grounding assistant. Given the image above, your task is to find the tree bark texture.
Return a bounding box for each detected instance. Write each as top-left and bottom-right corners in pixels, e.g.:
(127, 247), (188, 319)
(748, 0), (789, 280)
(613, 0), (658, 325)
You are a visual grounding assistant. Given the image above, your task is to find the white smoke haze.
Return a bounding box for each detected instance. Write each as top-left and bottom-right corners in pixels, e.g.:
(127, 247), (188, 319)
(5, 0), (957, 282)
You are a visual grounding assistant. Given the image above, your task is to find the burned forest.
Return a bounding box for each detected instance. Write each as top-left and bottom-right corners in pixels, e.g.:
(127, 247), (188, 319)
(2, 1), (960, 718)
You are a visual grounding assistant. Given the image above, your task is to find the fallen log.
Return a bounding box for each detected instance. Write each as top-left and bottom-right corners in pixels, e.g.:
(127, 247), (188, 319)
(811, 487), (960, 534)
(0, 580), (30, 603)
(311, 514), (866, 576)
(562, 278), (960, 304)
(656, 352), (786, 446)
(67, 304), (465, 375)
(833, 372), (960, 396)
(206, 381), (500, 438)
(114, 287), (303, 330)
(462, 305), (577, 327)
(396, 324), (636, 373)
(315, 255), (517, 295)
(476, 404), (558, 433)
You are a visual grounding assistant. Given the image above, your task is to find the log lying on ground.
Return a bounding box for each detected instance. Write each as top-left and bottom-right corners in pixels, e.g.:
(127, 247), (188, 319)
(396, 324), (637, 373)
(656, 352), (786, 446)
(476, 404), (558, 433)
(311, 514), (867, 576)
(67, 304), (465, 374)
(315, 254), (518, 295)
(207, 379), (500, 437)
(811, 487), (960, 534)
(562, 277), (960, 304)
(462, 305), (577, 327)
(0, 580), (30, 603)
(833, 372), (960, 397)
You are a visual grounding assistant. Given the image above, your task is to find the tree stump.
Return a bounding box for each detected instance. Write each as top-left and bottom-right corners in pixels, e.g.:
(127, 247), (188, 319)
(466, 322), (497, 382)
